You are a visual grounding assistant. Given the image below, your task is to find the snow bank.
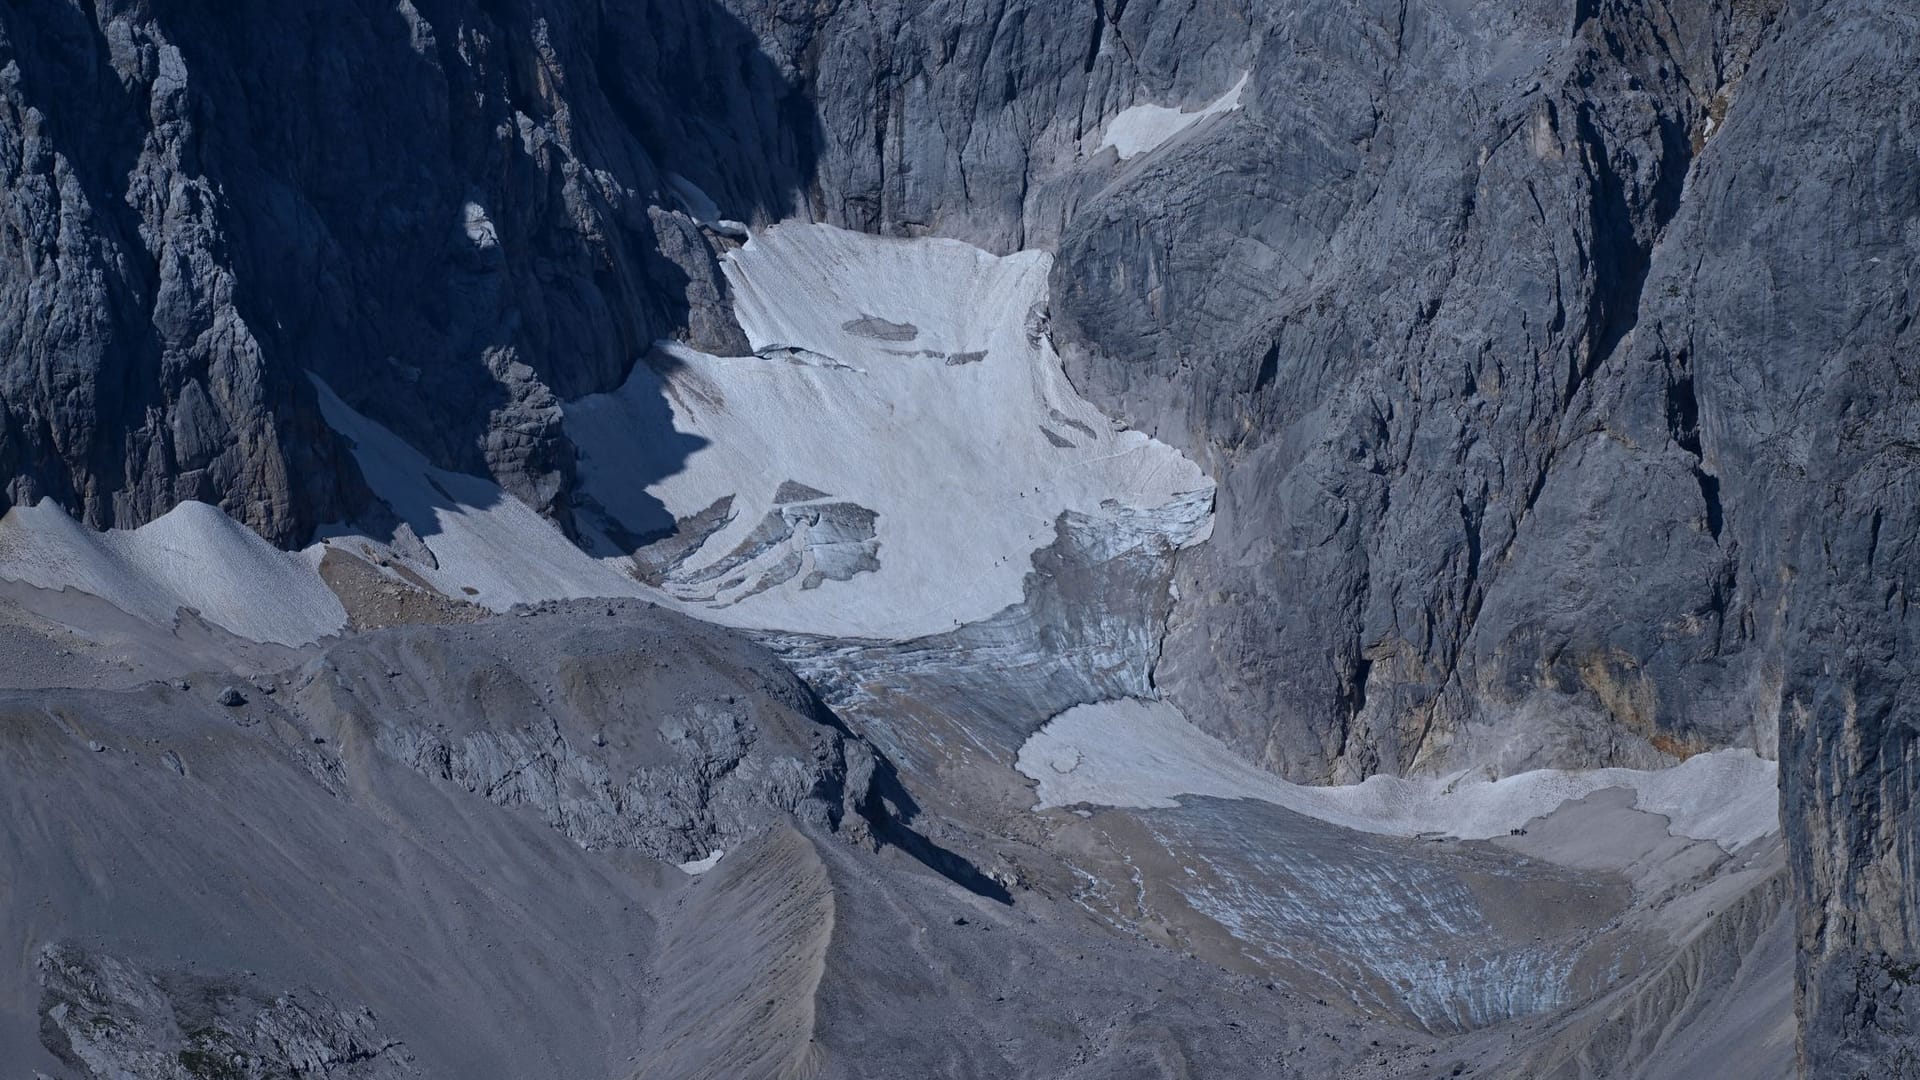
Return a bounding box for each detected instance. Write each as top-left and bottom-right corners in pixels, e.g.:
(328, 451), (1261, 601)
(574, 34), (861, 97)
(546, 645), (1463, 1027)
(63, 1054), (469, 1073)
(1017, 698), (1779, 850)
(0, 499), (347, 646)
(312, 379), (647, 612)
(1097, 73), (1248, 160)
(566, 222), (1212, 640)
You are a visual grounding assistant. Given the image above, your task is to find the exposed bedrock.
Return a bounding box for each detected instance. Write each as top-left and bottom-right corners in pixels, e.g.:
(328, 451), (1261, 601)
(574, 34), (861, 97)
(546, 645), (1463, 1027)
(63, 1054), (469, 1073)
(0, 0), (815, 542)
(36, 944), (418, 1080)
(1051, 0), (1790, 783)
(286, 600), (877, 864)
(1672, 6), (1920, 1075)
(1044, 3), (1918, 1072)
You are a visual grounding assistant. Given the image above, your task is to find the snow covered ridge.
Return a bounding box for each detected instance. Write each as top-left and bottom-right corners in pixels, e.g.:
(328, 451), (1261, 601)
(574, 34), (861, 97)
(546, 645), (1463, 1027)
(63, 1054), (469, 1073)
(1018, 698), (1780, 851)
(566, 222), (1213, 640)
(0, 499), (347, 646)
(1097, 73), (1249, 160)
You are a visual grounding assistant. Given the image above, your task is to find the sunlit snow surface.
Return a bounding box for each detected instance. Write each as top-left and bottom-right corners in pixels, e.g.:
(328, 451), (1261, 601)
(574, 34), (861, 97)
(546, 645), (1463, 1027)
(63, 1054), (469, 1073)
(0, 499), (347, 646)
(1019, 698), (1779, 850)
(567, 223), (1212, 640)
(1096, 73), (1248, 159)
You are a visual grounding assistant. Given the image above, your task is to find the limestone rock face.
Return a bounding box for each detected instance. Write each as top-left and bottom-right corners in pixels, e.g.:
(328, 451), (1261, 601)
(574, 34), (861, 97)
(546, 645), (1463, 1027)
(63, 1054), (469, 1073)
(1037, 2), (1919, 1073)
(1, 1), (1916, 1075)
(1047, 0), (1787, 783)
(0, 0), (812, 542)
(289, 602), (877, 864)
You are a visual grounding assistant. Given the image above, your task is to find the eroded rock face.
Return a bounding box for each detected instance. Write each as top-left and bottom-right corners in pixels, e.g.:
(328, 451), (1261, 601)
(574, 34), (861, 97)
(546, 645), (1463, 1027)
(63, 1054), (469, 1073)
(1655, 6), (1919, 1074)
(2, 0), (1915, 1074)
(1049, 0), (1790, 783)
(1041, 2), (1917, 1073)
(0, 0), (814, 543)
(37, 944), (417, 1080)
(287, 600), (876, 864)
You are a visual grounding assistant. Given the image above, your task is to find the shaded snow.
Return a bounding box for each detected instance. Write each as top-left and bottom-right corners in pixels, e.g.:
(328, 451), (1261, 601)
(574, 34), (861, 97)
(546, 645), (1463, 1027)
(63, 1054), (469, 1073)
(1017, 698), (1779, 851)
(312, 378), (647, 612)
(665, 172), (747, 236)
(677, 849), (725, 875)
(1097, 73), (1248, 160)
(566, 223), (1212, 640)
(0, 499), (346, 646)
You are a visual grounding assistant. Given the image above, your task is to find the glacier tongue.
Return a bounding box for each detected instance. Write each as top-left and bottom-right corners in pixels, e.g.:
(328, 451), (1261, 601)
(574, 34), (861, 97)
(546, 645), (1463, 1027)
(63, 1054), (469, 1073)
(568, 222), (1212, 640)
(1019, 697), (1780, 851)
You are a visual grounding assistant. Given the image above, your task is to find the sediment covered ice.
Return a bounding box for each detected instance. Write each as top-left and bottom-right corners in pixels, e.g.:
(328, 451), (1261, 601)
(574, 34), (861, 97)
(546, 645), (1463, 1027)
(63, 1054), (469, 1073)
(1018, 698), (1779, 850)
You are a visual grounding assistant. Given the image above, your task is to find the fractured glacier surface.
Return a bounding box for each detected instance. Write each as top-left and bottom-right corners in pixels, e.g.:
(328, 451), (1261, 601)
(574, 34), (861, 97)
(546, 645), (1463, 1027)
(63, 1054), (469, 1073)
(567, 223), (1212, 639)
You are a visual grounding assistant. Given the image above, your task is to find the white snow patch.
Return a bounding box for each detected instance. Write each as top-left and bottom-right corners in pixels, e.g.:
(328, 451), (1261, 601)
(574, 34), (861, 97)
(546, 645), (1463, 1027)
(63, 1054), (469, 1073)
(665, 172), (748, 237)
(0, 499), (347, 646)
(1097, 73), (1248, 160)
(566, 222), (1212, 640)
(462, 201), (499, 250)
(1017, 698), (1780, 851)
(311, 378), (647, 613)
(677, 849), (725, 875)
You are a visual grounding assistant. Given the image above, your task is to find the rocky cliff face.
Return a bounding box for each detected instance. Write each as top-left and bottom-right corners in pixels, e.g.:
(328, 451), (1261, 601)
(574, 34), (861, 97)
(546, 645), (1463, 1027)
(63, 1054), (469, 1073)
(1050, 0), (1787, 782)
(0, 0), (817, 543)
(1047, 3), (1919, 1072)
(0, 0), (1912, 1074)
(1045, 2), (1918, 1074)
(1667, 5), (1918, 1073)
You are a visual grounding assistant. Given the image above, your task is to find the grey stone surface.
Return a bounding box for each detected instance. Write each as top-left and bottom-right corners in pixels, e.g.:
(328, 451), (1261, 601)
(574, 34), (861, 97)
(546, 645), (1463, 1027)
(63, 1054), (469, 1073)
(1034, 4), (1917, 1072)
(37, 944), (417, 1079)
(1049, 0), (1787, 784)
(287, 601), (876, 863)
(0, 0), (814, 542)
(1, 0), (1913, 1074)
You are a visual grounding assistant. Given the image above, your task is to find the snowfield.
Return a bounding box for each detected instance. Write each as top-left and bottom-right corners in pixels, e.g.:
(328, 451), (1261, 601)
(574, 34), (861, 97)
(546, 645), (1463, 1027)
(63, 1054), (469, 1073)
(567, 222), (1212, 640)
(1097, 73), (1248, 160)
(0, 224), (1212, 649)
(0, 499), (347, 646)
(1018, 698), (1780, 851)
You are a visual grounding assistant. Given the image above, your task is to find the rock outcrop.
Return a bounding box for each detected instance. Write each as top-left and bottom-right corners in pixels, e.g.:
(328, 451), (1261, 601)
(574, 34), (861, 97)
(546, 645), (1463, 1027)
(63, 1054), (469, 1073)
(287, 600), (877, 864)
(0, 0), (816, 543)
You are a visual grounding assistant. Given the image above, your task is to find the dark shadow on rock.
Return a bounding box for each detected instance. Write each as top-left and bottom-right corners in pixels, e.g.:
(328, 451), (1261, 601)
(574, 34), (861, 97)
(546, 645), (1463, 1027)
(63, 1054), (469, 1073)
(565, 349), (711, 553)
(867, 763), (1016, 906)
(802, 686), (1015, 906)
(0, 0), (822, 545)
(0, 1), (372, 543)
